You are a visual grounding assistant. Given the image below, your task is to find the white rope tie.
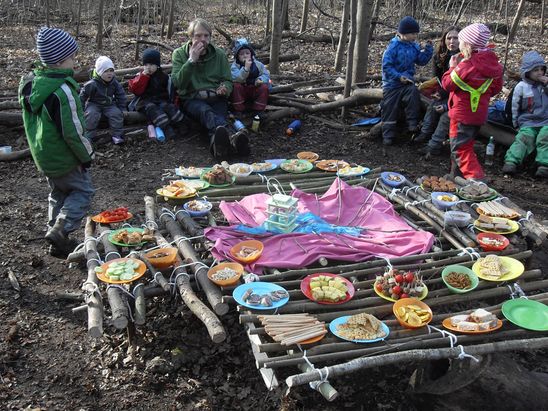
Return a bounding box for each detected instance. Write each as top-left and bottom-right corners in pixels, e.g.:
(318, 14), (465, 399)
(81, 280), (99, 296)
(507, 282), (527, 299)
(402, 185), (419, 195)
(457, 247), (481, 261)
(121, 222), (132, 228)
(174, 209), (191, 218)
(427, 325), (457, 347)
(404, 199), (431, 209)
(388, 187), (401, 200)
(243, 273), (260, 283)
(379, 256), (393, 271)
(144, 220), (159, 229)
(174, 234), (206, 246)
(457, 345), (480, 362)
(159, 208), (176, 221)
(105, 251), (121, 261)
(86, 257), (104, 267)
(518, 211), (533, 225)
(296, 345), (331, 391)
(132, 283), (144, 297)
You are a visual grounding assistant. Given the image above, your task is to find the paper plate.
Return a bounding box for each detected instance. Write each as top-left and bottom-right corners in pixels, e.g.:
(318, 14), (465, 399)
(200, 168), (236, 188)
(502, 298), (548, 331)
(337, 165), (371, 177)
(108, 227), (149, 247)
(473, 218), (519, 235)
(300, 273), (355, 305)
(472, 256), (525, 282)
(264, 159), (286, 167)
(316, 159), (350, 172)
(297, 151), (319, 162)
(457, 187), (498, 201)
(442, 317), (503, 334)
(96, 258), (146, 284)
(381, 172), (406, 187)
(91, 212), (133, 224)
(175, 166), (204, 178)
(251, 162), (278, 173)
(232, 282), (289, 310)
(329, 316), (390, 343)
(373, 280), (428, 302)
(280, 159), (314, 174)
(179, 179), (210, 191)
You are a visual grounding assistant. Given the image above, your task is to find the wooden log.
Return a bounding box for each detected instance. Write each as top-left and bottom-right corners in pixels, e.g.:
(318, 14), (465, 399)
(0, 110), (146, 128)
(285, 337), (548, 387)
(174, 208), (205, 239)
(82, 217), (103, 338)
(133, 285), (146, 326)
(270, 79), (326, 94)
(0, 148), (31, 162)
(159, 209), (228, 315)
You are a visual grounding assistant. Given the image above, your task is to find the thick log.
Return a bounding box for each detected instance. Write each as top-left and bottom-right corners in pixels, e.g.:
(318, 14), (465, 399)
(174, 208), (205, 239)
(0, 148), (31, 162)
(82, 217), (103, 338)
(270, 79), (326, 94)
(133, 285), (146, 326)
(0, 110), (146, 128)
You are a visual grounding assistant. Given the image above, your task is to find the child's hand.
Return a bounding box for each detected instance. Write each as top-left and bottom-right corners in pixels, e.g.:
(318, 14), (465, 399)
(143, 64), (157, 75)
(255, 79), (263, 86)
(244, 58), (252, 71)
(539, 75), (548, 85)
(216, 84), (228, 96)
(400, 76), (412, 84)
(449, 54), (462, 68)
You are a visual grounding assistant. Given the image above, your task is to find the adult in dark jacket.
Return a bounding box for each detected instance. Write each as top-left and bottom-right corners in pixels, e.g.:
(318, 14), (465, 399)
(80, 56), (126, 144)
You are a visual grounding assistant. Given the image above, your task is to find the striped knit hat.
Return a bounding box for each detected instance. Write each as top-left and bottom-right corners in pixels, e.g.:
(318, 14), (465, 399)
(36, 27), (78, 65)
(458, 23), (491, 50)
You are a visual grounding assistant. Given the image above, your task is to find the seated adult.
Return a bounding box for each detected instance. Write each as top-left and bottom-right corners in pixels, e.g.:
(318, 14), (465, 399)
(415, 26), (460, 158)
(171, 18), (249, 159)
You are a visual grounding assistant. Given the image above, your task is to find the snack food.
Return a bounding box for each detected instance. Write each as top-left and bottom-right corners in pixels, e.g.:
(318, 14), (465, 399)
(477, 200), (520, 219)
(95, 207), (131, 222)
(436, 194), (458, 202)
(447, 309), (499, 332)
(236, 245), (260, 259)
(374, 269), (426, 300)
(421, 176), (456, 192)
(309, 275), (349, 303)
(444, 271), (472, 290)
(177, 166), (203, 178)
(186, 200), (211, 212)
(395, 304), (431, 327)
(336, 313), (387, 341)
(281, 159), (311, 173)
(95, 259), (141, 281)
(475, 215), (514, 233)
(316, 159), (349, 172)
(112, 228), (154, 245)
(158, 180), (197, 198)
(476, 255), (509, 279)
(251, 162), (274, 172)
(202, 165), (233, 185)
(297, 151), (319, 162)
(458, 182), (495, 200)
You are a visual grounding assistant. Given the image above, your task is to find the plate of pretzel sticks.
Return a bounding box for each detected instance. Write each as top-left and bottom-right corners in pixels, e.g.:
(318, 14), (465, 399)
(476, 200), (521, 219)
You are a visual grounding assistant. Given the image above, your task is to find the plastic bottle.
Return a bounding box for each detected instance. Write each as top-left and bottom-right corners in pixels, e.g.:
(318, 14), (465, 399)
(154, 126), (166, 143)
(233, 119), (245, 131)
(147, 124), (157, 140)
(286, 119), (302, 136)
(485, 136), (495, 166)
(251, 115), (261, 132)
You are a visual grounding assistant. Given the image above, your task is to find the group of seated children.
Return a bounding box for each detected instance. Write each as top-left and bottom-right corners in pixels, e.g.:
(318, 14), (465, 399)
(381, 17), (547, 179)
(81, 34), (270, 154)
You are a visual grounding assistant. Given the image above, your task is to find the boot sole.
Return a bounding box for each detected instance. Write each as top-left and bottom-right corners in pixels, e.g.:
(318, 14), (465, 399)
(212, 126), (230, 159)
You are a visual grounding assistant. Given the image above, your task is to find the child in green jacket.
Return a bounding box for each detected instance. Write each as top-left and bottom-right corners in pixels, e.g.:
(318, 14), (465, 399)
(19, 27), (95, 257)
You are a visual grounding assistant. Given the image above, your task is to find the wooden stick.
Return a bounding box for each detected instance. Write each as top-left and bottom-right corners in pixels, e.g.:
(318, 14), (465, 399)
(82, 217), (103, 338)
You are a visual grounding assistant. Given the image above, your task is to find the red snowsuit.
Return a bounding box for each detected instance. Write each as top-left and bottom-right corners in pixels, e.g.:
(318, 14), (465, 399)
(442, 50), (503, 179)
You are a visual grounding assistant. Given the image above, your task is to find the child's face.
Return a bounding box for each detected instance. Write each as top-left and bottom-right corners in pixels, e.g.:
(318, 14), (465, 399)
(400, 33), (418, 42)
(527, 66), (546, 82)
(55, 52), (77, 70)
(100, 68), (115, 82)
(445, 30), (459, 52)
(238, 49), (252, 63)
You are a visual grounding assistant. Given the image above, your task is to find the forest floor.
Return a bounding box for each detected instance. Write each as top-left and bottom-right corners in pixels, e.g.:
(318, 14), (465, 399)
(1, 9), (548, 410)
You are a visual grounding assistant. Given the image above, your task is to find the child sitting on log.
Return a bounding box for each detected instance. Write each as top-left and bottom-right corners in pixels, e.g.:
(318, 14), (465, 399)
(230, 38), (270, 115)
(380, 16), (433, 145)
(128, 49), (185, 140)
(441, 23), (503, 181)
(19, 27), (94, 257)
(502, 51), (548, 178)
(80, 56), (127, 144)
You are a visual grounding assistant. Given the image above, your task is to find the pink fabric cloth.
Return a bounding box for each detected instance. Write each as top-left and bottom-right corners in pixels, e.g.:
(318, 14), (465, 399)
(205, 179), (434, 273)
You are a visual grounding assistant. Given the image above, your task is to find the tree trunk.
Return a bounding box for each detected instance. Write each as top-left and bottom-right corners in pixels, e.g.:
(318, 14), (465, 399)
(352, 0), (374, 83)
(282, 0), (290, 31)
(96, 0), (104, 49)
(269, 0), (283, 74)
(508, 0), (527, 42)
(265, 0), (272, 42)
(160, 0), (167, 38)
(300, 0), (310, 33)
(342, 0), (357, 117)
(76, 0), (82, 36)
(541, 0), (545, 35)
(45, 0), (50, 26)
(134, 0), (144, 61)
(369, 0), (381, 41)
(167, 0), (175, 39)
(334, 0), (350, 72)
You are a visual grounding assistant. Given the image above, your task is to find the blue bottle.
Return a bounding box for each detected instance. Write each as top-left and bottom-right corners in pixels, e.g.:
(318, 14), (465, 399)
(154, 126), (166, 143)
(233, 119), (245, 131)
(286, 119), (302, 136)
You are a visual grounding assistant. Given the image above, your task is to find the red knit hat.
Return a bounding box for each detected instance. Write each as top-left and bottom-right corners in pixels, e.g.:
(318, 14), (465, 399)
(458, 23), (491, 49)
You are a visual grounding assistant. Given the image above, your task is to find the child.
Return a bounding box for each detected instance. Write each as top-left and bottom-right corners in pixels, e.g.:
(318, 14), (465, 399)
(80, 56), (127, 144)
(128, 49), (184, 140)
(381, 16), (433, 145)
(19, 27), (95, 257)
(230, 38), (270, 113)
(502, 51), (548, 177)
(442, 23), (503, 180)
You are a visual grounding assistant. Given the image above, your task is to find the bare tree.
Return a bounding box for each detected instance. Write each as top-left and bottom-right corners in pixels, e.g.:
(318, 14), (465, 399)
(334, 0), (350, 71)
(270, 0), (283, 74)
(167, 0), (176, 39)
(76, 0), (83, 36)
(342, 0), (357, 117)
(96, 0), (104, 49)
(135, 0), (143, 61)
(300, 0), (310, 33)
(352, 0), (374, 83)
(508, 0), (527, 42)
(542, 0), (546, 35)
(45, 0), (50, 26)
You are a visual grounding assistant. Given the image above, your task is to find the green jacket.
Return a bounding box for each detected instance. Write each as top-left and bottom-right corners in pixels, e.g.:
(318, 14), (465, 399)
(18, 64), (93, 178)
(171, 42), (233, 100)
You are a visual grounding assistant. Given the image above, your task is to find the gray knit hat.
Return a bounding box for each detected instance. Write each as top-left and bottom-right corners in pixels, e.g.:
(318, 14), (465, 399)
(36, 27), (78, 65)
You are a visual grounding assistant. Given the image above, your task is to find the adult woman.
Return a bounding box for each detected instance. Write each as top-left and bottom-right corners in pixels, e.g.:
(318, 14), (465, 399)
(415, 26), (460, 157)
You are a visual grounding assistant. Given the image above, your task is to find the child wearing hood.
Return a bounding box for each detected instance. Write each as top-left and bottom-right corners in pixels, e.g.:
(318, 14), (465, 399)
(230, 38), (270, 113)
(502, 51), (548, 177)
(442, 23), (503, 180)
(381, 16), (433, 146)
(80, 56), (127, 144)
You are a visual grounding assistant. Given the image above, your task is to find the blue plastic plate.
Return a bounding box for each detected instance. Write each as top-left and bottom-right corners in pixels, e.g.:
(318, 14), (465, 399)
(329, 315), (390, 343)
(337, 166), (371, 177)
(381, 171), (406, 188)
(265, 159), (286, 167)
(251, 161), (278, 174)
(232, 282), (290, 310)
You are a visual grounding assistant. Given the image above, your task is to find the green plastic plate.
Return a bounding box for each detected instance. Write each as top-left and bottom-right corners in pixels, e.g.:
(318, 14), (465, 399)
(502, 298), (548, 331)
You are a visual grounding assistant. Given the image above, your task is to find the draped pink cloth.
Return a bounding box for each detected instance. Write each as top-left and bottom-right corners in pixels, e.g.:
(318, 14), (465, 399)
(205, 179), (434, 273)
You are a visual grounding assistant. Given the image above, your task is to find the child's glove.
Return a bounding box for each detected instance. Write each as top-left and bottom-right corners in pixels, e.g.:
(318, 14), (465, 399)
(255, 79), (263, 86)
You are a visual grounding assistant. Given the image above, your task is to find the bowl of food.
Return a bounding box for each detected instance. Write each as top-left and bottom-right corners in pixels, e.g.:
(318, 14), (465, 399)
(393, 298), (433, 329)
(441, 265), (479, 294)
(144, 247), (178, 269)
(183, 199), (213, 217)
(207, 262), (244, 286)
(477, 232), (510, 252)
(297, 151), (319, 162)
(381, 171), (406, 187)
(228, 163), (253, 177)
(230, 239), (264, 264)
(431, 191), (459, 210)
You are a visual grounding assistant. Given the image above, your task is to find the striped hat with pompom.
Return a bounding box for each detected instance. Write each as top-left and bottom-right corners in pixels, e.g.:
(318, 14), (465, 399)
(36, 27), (78, 65)
(458, 23), (491, 50)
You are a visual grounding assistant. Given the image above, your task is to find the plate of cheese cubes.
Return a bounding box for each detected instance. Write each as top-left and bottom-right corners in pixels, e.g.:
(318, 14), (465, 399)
(301, 273), (355, 305)
(442, 308), (503, 334)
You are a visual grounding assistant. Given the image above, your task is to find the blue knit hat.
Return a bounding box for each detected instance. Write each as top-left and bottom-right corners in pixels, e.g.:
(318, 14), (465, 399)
(36, 27), (78, 65)
(398, 16), (420, 34)
(142, 49), (161, 66)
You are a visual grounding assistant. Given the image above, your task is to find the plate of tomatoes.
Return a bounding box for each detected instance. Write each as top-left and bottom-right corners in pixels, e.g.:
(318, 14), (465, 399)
(92, 207), (132, 224)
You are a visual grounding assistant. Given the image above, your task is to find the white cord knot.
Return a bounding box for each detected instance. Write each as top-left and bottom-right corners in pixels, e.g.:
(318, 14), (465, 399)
(457, 345), (480, 362)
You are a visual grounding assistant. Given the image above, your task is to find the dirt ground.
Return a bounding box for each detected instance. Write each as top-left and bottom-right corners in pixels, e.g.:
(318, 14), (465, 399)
(1, 10), (548, 410)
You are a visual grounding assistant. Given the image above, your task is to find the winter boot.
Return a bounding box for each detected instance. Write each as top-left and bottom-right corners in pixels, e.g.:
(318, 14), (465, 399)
(45, 219), (74, 257)
(230, 129), (250, 156)
(210, 126), (230, 160)
(502, 163), (517, 175)
(535, 166), (548, 178)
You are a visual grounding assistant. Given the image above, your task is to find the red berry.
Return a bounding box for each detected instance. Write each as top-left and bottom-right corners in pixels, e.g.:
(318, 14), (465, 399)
(404, 272), (414, 283)
(395, 274), (404, 284)
(392, 285), (402, 295)
(375, 282), (384, 292)
(401, 293), (409, 299)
